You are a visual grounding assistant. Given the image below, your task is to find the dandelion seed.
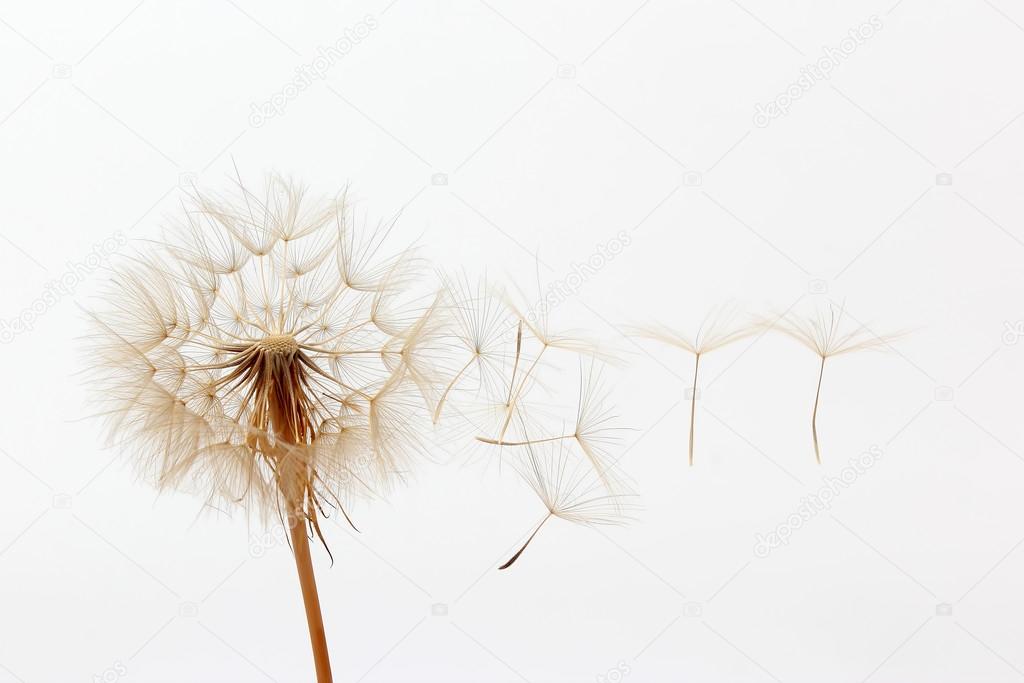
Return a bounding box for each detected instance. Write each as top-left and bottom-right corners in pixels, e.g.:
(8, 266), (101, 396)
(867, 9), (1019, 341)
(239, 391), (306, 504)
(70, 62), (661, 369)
(499, 439), (636, 570)
(761, 301), (900, 464)
(629, 307), (754, 465)
(431, 274), (516, 424)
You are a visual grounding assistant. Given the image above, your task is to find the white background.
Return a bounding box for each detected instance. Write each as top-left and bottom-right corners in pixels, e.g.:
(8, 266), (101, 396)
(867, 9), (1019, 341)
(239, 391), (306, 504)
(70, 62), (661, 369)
(1, 1), (1023, 681)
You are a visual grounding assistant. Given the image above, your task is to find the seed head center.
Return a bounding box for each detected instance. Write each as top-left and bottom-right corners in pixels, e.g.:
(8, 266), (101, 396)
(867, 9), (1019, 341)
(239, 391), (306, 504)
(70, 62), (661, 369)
(259, 334), (299, 356)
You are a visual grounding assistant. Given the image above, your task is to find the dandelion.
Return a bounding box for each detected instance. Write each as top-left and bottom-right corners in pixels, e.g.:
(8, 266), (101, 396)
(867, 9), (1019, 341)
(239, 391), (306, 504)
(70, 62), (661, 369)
(85, 174), (441, 683)
(629, 308), (754, 465)
(763, 301), (898, 464)
(86, 175), (637, 679)
(498, 439), (635, 570)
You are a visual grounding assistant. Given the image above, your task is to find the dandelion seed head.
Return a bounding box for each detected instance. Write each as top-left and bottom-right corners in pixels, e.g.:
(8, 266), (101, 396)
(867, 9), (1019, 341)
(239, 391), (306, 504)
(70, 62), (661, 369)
(258, 333), (299, 356)
(85, 175), (442, 528)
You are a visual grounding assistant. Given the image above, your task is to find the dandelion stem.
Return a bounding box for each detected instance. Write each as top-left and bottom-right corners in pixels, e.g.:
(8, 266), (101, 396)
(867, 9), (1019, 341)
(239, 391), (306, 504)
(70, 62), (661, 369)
(811, 356), (826, 465)
(476, 434), (574, 447)
(433, 354), (476, 423)
(505, 321), (524, 407)
(271, 383), (333, 681)
(499, 514), (551, 570)
(498, 345), (546, 441)
(288, 510), (334, 683)
(689, 353), (700, 466)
